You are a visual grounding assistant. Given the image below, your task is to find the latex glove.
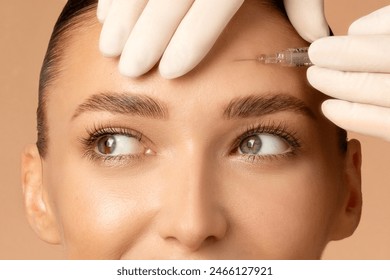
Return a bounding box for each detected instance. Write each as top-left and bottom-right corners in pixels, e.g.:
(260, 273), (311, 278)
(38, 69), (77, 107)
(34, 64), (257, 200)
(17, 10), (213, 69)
(97, 0), (329, 78)
(307, 5), (390, 141)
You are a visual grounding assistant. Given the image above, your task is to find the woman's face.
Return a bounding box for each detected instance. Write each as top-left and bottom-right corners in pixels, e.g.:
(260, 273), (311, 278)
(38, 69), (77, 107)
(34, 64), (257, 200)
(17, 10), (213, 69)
(38, 2), (356, 259)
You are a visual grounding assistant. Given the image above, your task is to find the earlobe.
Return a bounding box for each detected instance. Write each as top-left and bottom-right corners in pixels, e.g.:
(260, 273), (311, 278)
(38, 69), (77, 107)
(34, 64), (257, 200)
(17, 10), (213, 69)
(330, 139), (363, 241)
(21, 144), (61, 244)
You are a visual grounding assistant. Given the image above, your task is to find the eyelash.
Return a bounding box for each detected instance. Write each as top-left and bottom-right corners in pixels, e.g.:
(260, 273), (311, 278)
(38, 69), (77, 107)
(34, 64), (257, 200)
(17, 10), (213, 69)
(80, 124), (144, 163)
(80, 121), (301, 164)
(230, 121), (301, 163)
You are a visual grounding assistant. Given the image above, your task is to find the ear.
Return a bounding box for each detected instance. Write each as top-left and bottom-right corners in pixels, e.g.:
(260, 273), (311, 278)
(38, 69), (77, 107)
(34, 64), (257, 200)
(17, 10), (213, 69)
(21, 144), (61, 244)
(330, 139), (363, 241)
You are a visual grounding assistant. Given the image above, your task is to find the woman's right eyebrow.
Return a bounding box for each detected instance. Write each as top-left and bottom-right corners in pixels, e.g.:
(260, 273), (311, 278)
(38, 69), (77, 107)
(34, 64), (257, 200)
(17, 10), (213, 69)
(71, 92), (169, 120)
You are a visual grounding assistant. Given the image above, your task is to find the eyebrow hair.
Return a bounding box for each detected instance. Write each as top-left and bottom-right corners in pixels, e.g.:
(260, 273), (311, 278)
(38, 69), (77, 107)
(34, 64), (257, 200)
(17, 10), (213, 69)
(72, 92), (169, 120)
(72, 92), (314, 122)
(223, 94), (316, 119)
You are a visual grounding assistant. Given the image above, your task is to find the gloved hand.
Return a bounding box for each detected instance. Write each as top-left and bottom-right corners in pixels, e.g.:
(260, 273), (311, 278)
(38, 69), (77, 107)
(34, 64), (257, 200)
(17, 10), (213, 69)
(307, 5), (390, 142)
(97, 0), (329, 78)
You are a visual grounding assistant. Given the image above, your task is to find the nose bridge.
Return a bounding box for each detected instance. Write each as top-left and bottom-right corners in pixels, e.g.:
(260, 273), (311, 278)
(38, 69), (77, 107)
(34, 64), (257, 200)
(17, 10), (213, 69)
(157, 142), (228, 251)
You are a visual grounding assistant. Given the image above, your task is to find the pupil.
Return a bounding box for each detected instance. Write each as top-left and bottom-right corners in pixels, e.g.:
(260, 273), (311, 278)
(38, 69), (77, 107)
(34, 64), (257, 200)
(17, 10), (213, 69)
(98, 136), (116, 154)
(240, 135), (262, 154)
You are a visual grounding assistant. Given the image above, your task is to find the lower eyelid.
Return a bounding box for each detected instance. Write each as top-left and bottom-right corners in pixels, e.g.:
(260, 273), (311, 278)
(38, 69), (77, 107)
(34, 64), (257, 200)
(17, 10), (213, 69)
(237, 149), (298, 164)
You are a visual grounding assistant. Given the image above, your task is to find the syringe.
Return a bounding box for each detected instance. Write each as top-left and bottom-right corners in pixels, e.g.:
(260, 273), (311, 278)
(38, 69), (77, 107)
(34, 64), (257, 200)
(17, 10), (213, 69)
(237, 47), (313, 67)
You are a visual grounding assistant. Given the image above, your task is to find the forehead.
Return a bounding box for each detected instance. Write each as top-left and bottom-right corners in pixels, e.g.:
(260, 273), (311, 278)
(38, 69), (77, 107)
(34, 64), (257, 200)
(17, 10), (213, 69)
(49, 2), (325, 122)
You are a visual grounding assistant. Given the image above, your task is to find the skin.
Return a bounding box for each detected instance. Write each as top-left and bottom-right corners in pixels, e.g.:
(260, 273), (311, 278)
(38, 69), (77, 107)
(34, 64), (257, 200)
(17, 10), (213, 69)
(22, 1), (362, 259)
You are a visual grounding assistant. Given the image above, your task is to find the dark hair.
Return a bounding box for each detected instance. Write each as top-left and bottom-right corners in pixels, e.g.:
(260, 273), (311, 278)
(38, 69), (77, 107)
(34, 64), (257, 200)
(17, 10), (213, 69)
(37, 0), (97, 157)
(36, 0), (346, 157)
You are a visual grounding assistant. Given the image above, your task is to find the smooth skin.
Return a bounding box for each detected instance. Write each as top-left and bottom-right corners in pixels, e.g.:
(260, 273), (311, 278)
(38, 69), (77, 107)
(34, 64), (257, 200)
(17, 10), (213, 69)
(22, 1), (362, 259)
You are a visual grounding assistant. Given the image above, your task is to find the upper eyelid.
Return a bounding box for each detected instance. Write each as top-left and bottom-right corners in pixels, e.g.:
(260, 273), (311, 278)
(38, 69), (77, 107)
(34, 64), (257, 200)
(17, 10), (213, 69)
(79, 127), (140, 153)
(92, 129), (142, 140)
(232, 122), (300, 147)
(85, 126), (143, 140)
(81, 125), (159, 154)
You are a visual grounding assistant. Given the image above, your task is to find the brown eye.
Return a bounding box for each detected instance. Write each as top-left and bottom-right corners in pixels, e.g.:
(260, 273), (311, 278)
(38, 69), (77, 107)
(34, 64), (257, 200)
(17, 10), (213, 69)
(95, 134), (146, 156)
(238, 133), (291, 155)
(97, 135), (116, 154)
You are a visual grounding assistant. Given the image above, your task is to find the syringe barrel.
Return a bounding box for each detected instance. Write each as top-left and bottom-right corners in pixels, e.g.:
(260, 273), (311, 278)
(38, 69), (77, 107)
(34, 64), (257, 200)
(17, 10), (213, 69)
(278, 47), (313, 66)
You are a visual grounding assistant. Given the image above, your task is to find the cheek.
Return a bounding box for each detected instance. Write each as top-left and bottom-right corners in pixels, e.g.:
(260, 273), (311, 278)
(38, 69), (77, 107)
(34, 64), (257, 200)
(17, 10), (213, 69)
(226, 159), (340, 258)
(43, 155), (160, 259)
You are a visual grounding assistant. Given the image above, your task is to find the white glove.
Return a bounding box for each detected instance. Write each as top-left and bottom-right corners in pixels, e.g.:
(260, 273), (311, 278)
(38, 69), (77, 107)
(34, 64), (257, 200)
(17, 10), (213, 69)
(307, 5), (390, 142)
(97, 0), (329, 78)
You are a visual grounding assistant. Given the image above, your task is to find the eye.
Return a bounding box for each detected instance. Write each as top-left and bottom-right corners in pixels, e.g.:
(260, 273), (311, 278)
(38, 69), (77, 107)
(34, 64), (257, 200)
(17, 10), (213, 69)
(95, 134), (147, 156)
(238, 133), (291, 156)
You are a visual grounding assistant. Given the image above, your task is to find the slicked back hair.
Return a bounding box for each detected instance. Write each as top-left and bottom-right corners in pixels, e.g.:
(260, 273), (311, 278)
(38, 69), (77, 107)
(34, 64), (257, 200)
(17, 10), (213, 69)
(37, 0), (97, 157)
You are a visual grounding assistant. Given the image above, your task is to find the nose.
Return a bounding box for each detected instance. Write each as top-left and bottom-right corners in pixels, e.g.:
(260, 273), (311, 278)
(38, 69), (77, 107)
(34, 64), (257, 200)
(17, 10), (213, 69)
(157, 150), (228, 252)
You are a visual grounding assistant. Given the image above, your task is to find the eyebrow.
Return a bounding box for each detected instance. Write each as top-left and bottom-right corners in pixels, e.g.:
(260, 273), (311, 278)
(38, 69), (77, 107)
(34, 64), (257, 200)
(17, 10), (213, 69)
(72, 92), (315, 121)
(72, 92), (169, 120)
(223, 94), (316, 120)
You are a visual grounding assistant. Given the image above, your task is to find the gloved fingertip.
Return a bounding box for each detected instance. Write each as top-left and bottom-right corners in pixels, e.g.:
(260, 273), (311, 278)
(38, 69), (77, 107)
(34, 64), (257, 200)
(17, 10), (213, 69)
(99, 40), (122, 57)
(97, 0), (112, 23)
(306, 65), (323, 89)
(159, 52), (191, 79)
(306, 65), (315, 82)
(118, 56), (150, 78)
(159, 64), (187, 79)
(348, 20), (363, 35)
(321, 99), (334, 112)
(302, 26), (330, 43)
(118, 63), (139, 78)
(284, 0), (330, 42)
(99, 24), (130, 57)
(97, 11), (106, 24)
(96, 5), (105, 23)
(307, 37), (338, 66)
(321, 99), (349, 118)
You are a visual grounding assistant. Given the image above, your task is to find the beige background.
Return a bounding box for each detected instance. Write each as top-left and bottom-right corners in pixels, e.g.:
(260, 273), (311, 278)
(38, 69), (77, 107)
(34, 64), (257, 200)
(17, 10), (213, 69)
(1, 0), (389, 259)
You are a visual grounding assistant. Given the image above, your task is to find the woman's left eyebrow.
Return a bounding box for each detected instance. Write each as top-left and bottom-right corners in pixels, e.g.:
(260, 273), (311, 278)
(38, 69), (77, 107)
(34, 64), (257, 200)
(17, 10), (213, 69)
(223, 94), (316, 120)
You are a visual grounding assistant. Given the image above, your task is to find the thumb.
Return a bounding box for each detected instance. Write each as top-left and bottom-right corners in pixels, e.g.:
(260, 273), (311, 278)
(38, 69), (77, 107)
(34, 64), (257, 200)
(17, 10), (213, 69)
(284, 0), (329, 42)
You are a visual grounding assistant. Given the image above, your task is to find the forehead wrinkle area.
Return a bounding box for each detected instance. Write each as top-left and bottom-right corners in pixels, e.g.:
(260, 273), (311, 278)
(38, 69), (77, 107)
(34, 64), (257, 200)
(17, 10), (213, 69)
(71, 92), (169, 120)
(223, 94), (316, 120)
